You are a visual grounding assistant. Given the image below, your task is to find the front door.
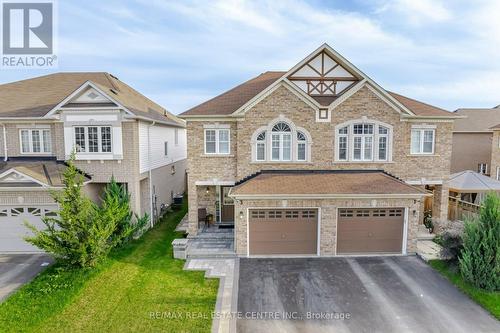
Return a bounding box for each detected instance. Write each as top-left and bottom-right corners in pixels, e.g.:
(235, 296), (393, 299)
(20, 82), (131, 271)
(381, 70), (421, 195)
(221, 186), (234, 222)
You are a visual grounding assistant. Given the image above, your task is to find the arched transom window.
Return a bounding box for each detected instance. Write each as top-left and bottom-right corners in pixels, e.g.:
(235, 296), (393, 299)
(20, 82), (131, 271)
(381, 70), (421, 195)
(253, 120), (311, 162)
(336, 121), (392, 162)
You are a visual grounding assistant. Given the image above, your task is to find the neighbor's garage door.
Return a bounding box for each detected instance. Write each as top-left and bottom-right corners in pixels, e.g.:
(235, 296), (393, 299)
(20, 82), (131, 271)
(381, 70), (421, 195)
(249, 209), (318, 255)
(0, 206), (58, 252)
(337, 208), (404, 254)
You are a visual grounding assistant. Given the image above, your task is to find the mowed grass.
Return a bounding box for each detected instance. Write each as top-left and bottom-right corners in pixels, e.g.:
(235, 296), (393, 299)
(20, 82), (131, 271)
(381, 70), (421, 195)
(429, 260), (500, 320)
(0, 201), (219, 333)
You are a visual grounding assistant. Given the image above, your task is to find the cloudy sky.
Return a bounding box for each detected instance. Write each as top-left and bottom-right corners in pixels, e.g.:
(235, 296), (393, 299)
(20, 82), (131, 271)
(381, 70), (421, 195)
(1, 0), (499, 114)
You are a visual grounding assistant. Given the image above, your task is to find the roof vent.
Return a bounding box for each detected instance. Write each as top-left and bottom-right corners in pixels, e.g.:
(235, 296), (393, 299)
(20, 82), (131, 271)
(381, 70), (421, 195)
(109, 74), (119, 80)
(110, 89), (118, 95)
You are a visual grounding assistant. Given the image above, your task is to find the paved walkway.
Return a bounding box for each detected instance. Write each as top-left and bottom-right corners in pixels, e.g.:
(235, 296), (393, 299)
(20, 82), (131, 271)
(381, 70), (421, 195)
(175, 214), (189, 233)
(417, 240), (445, 261)
(184, 258), (239, 333)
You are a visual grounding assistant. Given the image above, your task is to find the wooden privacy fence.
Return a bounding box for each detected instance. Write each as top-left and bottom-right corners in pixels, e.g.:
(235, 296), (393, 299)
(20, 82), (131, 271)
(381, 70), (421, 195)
(448, 196), (481, 221)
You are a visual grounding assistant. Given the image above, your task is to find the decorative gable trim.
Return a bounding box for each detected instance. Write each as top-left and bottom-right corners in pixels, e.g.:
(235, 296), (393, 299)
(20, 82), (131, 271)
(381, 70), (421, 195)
(44, 81), (134, 118)
(230, 43), (416, 118)
(0, 169), (47, 187)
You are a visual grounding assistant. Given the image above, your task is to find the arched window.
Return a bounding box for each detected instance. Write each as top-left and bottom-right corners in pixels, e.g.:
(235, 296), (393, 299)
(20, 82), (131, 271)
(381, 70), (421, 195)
(252, 119), (311, 162)
(271, 122), (292, 161)
(256, 131), (266, 161)
(336, 120), (392, 162)
(297, 131), (306, 161)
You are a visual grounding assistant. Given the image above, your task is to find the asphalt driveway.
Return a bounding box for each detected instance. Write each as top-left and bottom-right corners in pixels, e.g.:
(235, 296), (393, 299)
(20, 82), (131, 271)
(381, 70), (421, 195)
(238, 256), (499, 333)
(0, 254), (53, 302)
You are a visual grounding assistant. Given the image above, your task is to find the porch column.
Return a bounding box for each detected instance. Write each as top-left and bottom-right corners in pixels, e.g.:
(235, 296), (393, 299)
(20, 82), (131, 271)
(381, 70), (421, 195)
(187, 176), (198, 236)
(432, 184), (449, 226)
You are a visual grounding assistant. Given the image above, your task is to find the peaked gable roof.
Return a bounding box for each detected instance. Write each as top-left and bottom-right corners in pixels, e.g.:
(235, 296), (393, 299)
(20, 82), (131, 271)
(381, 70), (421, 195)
(0, 72), (184, 126)
(180, 44), (454, 118)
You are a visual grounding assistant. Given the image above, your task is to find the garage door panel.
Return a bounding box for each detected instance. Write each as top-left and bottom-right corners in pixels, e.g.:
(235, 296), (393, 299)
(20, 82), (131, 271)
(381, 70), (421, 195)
(0, 205), (57, 252)
(250, 230), (317, 242)
(249, 209), (318, 255)
(337, 208), (404, 254)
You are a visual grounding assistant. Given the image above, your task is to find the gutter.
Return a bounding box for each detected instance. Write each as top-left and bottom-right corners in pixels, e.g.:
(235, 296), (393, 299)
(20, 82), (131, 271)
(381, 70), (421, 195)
(229, 193), (431, 200)
(124, 114), (185, 128)
(147, 120), (156, 228)
(1, 124), (7, 161)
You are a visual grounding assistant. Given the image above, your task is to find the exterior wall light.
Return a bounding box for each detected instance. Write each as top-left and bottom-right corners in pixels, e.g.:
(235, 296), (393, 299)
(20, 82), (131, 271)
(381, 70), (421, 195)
(206, 187), (210, 194)
(239, 211), (244, 220)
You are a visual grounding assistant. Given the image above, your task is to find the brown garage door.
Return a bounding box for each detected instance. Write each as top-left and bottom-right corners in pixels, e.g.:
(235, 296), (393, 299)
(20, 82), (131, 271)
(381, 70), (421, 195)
(337, 208), (404, 254)
(249, 209), (318, 255)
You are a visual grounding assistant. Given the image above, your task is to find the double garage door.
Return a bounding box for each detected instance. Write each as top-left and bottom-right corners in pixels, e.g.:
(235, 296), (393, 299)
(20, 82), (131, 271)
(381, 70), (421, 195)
(248, 208), (405, 255)
(0, 205), (58, 252)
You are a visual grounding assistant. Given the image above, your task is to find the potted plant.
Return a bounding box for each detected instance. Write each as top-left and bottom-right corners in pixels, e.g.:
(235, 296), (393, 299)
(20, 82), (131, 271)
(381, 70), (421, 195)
(423, 210), (434, 233)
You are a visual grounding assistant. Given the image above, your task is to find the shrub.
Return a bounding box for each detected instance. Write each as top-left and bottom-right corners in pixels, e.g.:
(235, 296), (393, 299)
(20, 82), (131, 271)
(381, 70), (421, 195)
(458, 193), (500, 291)
(25, 155), (149, 268)
(438, 231), (463, 260)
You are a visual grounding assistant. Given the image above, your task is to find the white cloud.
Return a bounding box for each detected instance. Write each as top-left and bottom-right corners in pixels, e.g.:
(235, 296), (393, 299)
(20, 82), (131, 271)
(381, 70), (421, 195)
(377, 0), (452, 26)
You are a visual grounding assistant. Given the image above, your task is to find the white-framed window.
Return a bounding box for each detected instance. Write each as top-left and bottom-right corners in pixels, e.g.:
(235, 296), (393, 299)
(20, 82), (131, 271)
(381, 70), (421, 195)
(411, 128), (435, 155)
(20, 129), (51, 154)
(478, 163), (488, 175)
(335, 121), (391, 162)
(164, 141), (169, 157)
(74, 126), (112, 153)
(271, 122), (292, 161)
(297, 131), (307, 161)
(204, 129), (230, 154)
(251, 119), (311, 162)
(256, 131), (266, 161)
(496, 167), (500, 181)
(174, 128), (179, 146)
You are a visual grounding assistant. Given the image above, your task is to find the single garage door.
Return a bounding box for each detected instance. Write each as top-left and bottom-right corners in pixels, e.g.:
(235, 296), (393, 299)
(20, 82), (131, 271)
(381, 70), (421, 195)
(249, 209), (318, 255)
(337, 208), (404, 254)
(0, 205), (58, 252)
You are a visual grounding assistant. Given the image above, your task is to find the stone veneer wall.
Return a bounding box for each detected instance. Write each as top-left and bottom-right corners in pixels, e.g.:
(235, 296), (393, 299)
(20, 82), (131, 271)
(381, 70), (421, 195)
(185, 86), (453, 235)
(490, 131), (500, 180)
(233, 197), (420, 256)
(235, 86), (453, 181)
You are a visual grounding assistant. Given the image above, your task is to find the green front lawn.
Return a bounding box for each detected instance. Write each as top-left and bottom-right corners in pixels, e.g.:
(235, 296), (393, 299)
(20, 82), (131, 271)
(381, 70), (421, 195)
(429, 260), (500, 320)
(0, 201), (219, 333)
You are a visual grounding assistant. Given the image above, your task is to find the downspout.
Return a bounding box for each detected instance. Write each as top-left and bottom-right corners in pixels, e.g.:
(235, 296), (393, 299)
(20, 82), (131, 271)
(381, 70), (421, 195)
(147, 121), (156, 228)
(1, 124), (7, 161)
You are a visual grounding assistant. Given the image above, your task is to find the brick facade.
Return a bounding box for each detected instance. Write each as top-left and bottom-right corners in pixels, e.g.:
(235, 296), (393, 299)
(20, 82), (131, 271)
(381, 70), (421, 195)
(185, 85), (452, 255)
(234, 198), (419, 256)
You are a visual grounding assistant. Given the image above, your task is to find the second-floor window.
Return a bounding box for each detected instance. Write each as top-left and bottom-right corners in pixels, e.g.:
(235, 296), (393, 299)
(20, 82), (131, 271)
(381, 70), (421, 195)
(204, 129), (230, 154)
(478, 163), (488, 175)
(74, 126), (112, 153)
(411, 128), (435, 155)
(252, 120), (311, 162)
(336, 121), (392, 162)
(20, 129), (51, 154)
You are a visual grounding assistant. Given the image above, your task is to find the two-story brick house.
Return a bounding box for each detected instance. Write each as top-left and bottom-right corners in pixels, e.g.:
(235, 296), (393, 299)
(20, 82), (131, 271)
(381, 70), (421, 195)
(0, 73), (187, 252)
(180, 44), (459, 257)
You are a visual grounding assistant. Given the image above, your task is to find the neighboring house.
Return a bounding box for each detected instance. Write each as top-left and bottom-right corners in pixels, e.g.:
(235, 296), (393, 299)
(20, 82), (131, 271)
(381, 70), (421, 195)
(179, 44), (459, 257)
(451, 107), (500, 176)
(0, 73), (187, 252)
(490, 123), (500, 180)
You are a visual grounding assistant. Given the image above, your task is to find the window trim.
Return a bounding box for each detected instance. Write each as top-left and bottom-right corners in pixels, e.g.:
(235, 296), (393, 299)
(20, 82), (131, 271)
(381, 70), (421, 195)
(410, 128), (435, 155)
(204, 128), (230, 155)
(73, 125), (112, 154)
(164, 141), (169, 157)
(334, 119), (392, 163)
(251, 118), (312, 163)
(478, 163), (488, 175)
(19, 129), (52, 154)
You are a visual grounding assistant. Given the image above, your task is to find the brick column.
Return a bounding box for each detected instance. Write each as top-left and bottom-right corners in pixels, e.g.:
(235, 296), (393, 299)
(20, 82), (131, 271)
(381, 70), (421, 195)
(432, 184), (449, 225)
(187, 176), (198, 236)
